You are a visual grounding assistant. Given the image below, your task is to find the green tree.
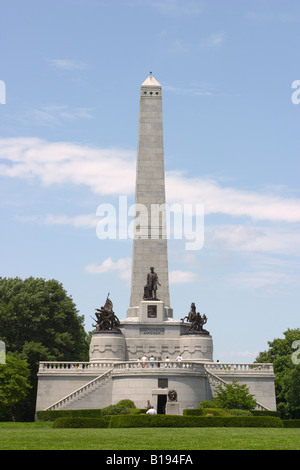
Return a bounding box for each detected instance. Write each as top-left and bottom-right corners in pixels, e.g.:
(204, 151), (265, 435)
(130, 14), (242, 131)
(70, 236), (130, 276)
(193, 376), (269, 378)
(256, 328), (300, 418)
(0, 277), (89, 420)
(214, 379), (257, 410)
(281, 365), (300, 418)
(0, 354), (31, 421)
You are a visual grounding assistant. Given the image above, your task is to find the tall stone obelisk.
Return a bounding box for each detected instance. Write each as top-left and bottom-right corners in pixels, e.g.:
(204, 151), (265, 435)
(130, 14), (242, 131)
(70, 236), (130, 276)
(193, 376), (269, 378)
(127, 74), (172, 319)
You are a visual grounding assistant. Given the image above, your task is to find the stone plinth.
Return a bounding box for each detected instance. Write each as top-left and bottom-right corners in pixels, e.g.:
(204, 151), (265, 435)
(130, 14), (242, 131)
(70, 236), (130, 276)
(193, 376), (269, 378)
(179, 333), (213, 362)
(166, 402), (179, 415)
(89, 332), (126, 362)
(140, 300), (165, 322)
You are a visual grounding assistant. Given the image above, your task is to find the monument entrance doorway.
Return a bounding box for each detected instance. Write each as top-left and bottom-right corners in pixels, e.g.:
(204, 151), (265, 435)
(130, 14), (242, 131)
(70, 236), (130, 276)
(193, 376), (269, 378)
(157, 395), (167, 414)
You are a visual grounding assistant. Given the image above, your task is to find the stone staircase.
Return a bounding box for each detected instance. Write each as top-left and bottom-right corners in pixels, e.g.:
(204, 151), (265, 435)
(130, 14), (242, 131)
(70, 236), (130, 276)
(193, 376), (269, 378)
(45, 369), (113, 411)
(204, 368), (269, 411)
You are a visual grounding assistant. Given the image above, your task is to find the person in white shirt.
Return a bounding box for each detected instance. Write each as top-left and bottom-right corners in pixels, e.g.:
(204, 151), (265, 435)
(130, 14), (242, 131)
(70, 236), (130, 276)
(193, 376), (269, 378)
(142, 354), (147, 368)
(176, 354), (183, 367)
(146, 406), (157, 415)
(164, 356), (170, 368)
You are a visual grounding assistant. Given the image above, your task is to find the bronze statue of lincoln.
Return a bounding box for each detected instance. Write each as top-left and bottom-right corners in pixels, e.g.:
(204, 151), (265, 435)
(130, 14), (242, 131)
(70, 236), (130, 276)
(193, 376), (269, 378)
(143, 267), (161, 300)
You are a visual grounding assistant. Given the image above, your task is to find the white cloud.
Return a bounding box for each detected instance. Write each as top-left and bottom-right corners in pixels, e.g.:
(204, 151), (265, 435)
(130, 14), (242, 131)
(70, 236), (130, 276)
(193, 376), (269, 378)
(47, 59), (89, 70)
(42, 105), (93, 121)
(169, 270), (198, 284)
(200, 32), (225, 48)
(206, 224), (300, 255)
(166, 172), (300, 223)
(85, 257), (132, 281)
(1, 137), (300, 225)
(246, 11), (299, 23)
(229, 269), (296, 294)
(168, 32), (225, 55)
(85, 261), (198, 285)
(16, 213), (99, 229)
(141, 0), (204, 16)
(0, 137), (136, 195)
(163, 84), (213, 96)
(16, 105), (93, 127)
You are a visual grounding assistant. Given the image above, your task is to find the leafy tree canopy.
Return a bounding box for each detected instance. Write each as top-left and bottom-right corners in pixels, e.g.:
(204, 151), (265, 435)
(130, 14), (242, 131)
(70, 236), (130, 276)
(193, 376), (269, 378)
(0, 277), (90, 420)
(213, 379), (257, 410)
(0, 277), (89, 361)
(0, 353), (31, 421)
(256, 328), (300, 419)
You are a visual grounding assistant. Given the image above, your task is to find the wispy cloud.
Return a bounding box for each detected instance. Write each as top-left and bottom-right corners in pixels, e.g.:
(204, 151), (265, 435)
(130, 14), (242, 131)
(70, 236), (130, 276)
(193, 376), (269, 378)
(169, 270), (198, 284)
(229, 268), (297, 295)
(163, 83), (213, 96)
(85, 258), (198, 285)
(43, 105), (93, 120)
(168, 32), (225, 55)
(136, 0), (204, 17)
(200, 32), (225, 48)
(16, 213), (99, 229)
(85, 257), (132, 282)
(181, 228), (300, 295)
(17, 105), (93, 127)
(47, 58), (89, 70)
(166, 171), (300, 223)
(205, 224), (300, 255)
(246, 10), (299, 23)
(0, 137), (135, 194)
(1, 137), (300, 224)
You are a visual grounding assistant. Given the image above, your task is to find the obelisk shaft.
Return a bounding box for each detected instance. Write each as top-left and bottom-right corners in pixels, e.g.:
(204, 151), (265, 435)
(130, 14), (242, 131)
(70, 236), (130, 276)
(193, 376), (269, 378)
(128, 75), (171, 314)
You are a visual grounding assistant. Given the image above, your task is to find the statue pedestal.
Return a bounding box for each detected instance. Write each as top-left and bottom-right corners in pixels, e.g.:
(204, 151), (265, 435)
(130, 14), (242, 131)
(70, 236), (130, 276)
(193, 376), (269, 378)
(126, 303), (173, 320)
(89, 332), (126, 362)
(166, 402), (179, 415)
(140, 301), (165, 322)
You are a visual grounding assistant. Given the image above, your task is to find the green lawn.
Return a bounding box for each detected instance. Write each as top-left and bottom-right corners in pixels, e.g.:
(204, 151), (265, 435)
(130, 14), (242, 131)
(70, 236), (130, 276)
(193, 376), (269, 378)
(0, 422), (299, 450)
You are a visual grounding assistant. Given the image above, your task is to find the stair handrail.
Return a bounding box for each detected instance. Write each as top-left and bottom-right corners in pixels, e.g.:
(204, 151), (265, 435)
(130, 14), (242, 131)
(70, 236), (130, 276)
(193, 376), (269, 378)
(45, 368), (113, 410)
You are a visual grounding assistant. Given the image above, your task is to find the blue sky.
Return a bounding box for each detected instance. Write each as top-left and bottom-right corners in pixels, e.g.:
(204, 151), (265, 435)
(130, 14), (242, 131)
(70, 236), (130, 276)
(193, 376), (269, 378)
(0, 0), (299, 363)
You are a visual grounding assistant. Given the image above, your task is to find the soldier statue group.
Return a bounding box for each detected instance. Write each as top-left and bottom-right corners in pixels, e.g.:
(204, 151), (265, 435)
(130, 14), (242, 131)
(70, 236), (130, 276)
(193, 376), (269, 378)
(181, 302), (209, 335)
(92, 294), (120, 332)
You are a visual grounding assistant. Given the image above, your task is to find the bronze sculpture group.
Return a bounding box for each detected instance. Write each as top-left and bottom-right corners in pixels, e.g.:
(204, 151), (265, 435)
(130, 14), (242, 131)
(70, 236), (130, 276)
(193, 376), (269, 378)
(92, 294), (120, 332)
(181, 302), (209, 335)
(93, 270), (209, 336)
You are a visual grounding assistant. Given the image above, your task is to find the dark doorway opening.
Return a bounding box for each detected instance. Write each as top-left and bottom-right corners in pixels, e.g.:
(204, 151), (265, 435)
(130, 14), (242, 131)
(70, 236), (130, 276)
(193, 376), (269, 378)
(157, 395), (167, 414)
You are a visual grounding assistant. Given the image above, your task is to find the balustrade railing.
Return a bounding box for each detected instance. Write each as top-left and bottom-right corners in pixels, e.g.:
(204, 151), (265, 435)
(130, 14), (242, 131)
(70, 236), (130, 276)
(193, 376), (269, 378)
(204, 362), (274, 373)
(38, 360), (205, 373)
(38, 361), (115, 372)
(113, 360), (205, 372)
(38, 360), (273, 374)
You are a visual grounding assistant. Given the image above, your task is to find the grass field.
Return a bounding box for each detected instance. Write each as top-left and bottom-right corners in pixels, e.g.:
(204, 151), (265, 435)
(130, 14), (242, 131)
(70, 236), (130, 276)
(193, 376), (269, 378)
(0, 422), (299, 450)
